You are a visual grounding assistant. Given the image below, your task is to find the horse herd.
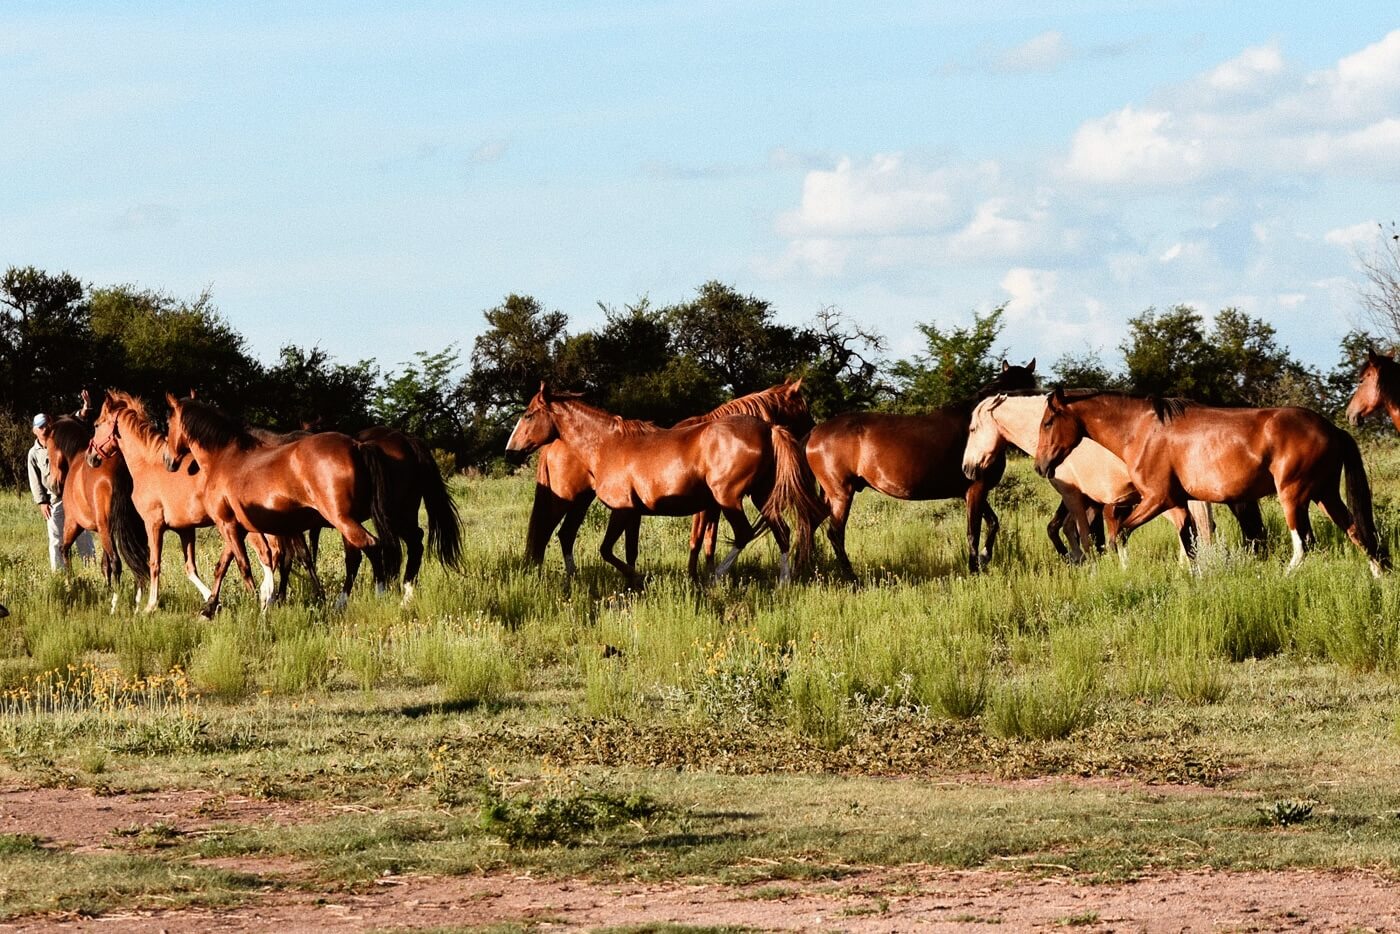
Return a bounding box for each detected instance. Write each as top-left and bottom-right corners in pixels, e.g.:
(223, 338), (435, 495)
(36, 348), (1400, 615)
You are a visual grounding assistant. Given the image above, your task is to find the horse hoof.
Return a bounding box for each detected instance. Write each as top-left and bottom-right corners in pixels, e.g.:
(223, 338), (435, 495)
(198, 600), (219, 619)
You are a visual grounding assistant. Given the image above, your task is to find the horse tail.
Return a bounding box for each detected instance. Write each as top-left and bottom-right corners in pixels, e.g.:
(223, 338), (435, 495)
(1339, 429), (1388, 566)
(404, 433), (463, 572)
(357, 442), (402, 580)
(108, 461), (151, 589)
(759, 425), (826, 571)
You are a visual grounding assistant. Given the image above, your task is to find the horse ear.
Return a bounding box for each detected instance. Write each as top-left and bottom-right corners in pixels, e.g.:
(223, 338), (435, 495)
(1368, 346), (1383, 365)
(188, 388), (197, 399)
(165, 392), (180, 410)
(1001, 359), (1010, 373)
(1026, 357), (1036, 373)
(787, 376), (803, 394)
(1049, 387), (1067, 410)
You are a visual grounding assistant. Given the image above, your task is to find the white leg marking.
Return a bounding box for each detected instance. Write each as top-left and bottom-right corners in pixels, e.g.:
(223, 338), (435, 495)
(400, 581), (416, 607)
(110, 592), (119, 614)
(187, 570), (212, 602)
(259, 561), (276, 608)
(1286, 529), (1305, 574)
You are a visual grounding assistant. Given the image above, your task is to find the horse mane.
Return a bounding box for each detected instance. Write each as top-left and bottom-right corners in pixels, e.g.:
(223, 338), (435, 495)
(48, 416), (93, 459)
(106, 390), (167, 448)
(548, 395), (659, 436)
(177, 399), (261, 451)
(674, 381), (809, 429)
(1053, 389), (1194, 421)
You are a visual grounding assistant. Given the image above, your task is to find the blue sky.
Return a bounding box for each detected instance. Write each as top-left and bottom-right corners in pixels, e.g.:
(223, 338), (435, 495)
(5, 1), (1400, 374)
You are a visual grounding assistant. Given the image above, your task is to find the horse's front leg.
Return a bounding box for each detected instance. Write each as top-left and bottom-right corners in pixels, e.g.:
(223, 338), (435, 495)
(202, 523), (252, 619)
(599, 509), (643, 587)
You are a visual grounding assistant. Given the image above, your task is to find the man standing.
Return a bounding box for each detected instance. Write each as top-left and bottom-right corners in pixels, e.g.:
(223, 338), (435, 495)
(28, 392), (97, 572)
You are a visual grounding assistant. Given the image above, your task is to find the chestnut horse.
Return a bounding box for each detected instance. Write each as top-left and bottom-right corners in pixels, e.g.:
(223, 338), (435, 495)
(524, 378), (814, 577)
(45, 415), (150, 610)
(964, 394), (1254, 562)
(506, 387), (823, 584)
(162, 395), (401, 615)
(806, 360), (1038, 577)
(1346, 347), (1400, 431)
(1035, 389), (1386, 575)
(90, 391), (258, 612)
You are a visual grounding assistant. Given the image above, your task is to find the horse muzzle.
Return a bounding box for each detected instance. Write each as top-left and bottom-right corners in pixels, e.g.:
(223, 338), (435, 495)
(86, 452), (103, 468)
(503, 448), (528, 467)
(163, 452), (182, 472)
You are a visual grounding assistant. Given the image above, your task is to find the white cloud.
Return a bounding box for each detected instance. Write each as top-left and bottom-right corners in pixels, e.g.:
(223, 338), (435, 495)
(994, 31), (1072, 74)
(1206, 43), (1283, 92)
(778, 154), (997, 237)
(1324, 221), (1380, 248)
(1064, 107), (1205, 185)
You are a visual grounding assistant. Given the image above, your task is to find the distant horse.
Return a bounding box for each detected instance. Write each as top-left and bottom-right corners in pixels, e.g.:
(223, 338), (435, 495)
(45, 414), (149, 610)
(805, 360), (1038, 577)
(1346, 347), (1400, 431)
(525, 377), (814, 577)
(90, 391), (252, 612)
(252, 424), (462, 604)
(506, 386), (823, 584)
(964, 394), (1258, 562)
(161, 395), (401, 616)
(1035, 388), (1386, 575)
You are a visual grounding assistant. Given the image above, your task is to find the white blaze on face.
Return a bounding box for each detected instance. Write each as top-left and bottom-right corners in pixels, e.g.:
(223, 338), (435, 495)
(505, 415), (529, 453)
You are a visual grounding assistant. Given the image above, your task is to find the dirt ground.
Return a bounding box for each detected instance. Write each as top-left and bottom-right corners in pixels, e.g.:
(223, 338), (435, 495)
(4, 787), (1399, 932)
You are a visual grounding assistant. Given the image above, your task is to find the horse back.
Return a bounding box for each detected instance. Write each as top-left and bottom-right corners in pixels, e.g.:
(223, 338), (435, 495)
(806, 410), (974, 500)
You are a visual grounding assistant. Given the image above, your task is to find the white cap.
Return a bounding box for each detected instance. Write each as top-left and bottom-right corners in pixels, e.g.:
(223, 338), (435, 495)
(32, 413), (48, 429)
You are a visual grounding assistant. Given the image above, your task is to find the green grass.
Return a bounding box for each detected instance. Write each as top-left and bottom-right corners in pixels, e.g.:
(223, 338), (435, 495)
(4, 447), (1400, 917)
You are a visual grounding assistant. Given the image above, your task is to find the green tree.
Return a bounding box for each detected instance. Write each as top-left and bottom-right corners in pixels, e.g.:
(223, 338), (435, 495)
(375, 347), (467, 452)
(465, 294), (573, 414)
(1051, 348), (1119, 390)
(255, 345), (378, 431)
(1, 266), (94, 418)
(664, 281), (817, 396)
(889, 306), (1007, 410)
(796, 306), (890, 419)
(1121, 305), (1218, 400)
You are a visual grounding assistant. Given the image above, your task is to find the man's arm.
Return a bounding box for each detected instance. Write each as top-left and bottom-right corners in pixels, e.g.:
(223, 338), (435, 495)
(27, 448), (50, 511)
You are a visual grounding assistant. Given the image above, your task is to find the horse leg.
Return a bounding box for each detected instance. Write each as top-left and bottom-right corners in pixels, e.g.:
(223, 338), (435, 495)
(715, 508), (758, 581)
(200, 525), (252, 619)
(1164, 506), (1199, 564)
(1047, 502), (1071, 559)
(1315, 490), (1384, 578)
(824, 487), (857, 580)
(964, 485), (987, 572)
(178, 528), (214, 606)
(688, 512), (706, 580)
(1282, 493), (1314, 574)
(979, 499), (1000, 569)
(704, 509), (720, 574)
(1228, 500), (1268, 555)
(599, 509), (642, 586)
(557, 499), (591, 578)
(401, 523), (425, 606)
(248, 533), (279, 611)
(336, 544), (364, 610)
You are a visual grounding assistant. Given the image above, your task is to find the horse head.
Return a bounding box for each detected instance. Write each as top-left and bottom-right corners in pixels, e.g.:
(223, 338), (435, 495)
(1034, 387), (1084, 479)
(962, 394), (1008, 480)
(163, 392), (190, 471)
(43, 429), (68, 499)
(504, 383), (559, 465)
(980, 358), (1037, 398)
(1347, 347), (1395, 426)
(87, 391), (124, 467)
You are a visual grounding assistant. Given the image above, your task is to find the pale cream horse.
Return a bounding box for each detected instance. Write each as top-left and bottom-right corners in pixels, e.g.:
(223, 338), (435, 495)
(963, 394), (1219, 563)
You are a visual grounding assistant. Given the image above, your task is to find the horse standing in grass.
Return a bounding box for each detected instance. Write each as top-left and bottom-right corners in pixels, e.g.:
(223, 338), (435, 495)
(506, 386), (823, 584)
(1035, 388), (1386, 575)
(45, 414), (149, 610)
(964, 393), (1257, 562)
(1346, 347), (1400, 431)
(161, 395), (400, 616)
(90, 391), (260, 612)
(524, 377), (814, 577)
(805, 360), (1038, 577)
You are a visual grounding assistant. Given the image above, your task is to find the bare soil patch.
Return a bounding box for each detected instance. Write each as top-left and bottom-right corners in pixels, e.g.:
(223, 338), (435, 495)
(3, 867), (1398, 932)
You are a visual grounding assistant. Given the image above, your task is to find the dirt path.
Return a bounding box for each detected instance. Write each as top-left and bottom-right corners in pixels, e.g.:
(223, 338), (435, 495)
(4, 786), (1400, 931)
(3, 866), (1399, 932)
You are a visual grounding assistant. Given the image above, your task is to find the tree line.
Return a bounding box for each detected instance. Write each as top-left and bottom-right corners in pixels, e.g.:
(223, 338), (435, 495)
(0, 263), (1383, 488)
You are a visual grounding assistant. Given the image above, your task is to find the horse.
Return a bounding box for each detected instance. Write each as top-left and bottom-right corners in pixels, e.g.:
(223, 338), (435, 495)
(89, 391), (252, 612)
(524, 377), (814, 578)
(1034, 388), (1387, 576)
(44, 414), (150, 610)
(805, 360), (1038, 577)
(159, 395), (401, 616)
(1346, 347), (1400, 431)
(505, 386), (823, 584)
(252, 424), (462, 604)
(963, 393), (1256, 562)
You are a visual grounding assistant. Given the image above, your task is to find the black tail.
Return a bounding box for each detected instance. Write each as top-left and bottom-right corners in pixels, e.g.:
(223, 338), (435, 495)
(404, 433), (463, 571)
(108, 460), (150, 588)
(358, 443), (402, 580)
(1339, 429), (1388, 568)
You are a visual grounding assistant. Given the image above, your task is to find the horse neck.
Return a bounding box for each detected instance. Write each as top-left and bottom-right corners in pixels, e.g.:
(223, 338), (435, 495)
(1379, 372), (1400, 432)
(113, 411), (169, 475)
(1069, 395), (1149, 459)
(548, 401), (625, 469)
(992, 399), (1044, 455)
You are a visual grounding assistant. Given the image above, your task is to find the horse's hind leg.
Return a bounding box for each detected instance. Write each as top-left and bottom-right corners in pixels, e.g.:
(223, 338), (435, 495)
(401, 522), (425, 605)
(1047, 502), (1071, 559)
(824, 487), (857, 580)
(964, 484), (989, 572)
(1281, 493), (1314, 574)
(688, 509), (719, 580)
(336, 544), (364, 610)
(1316, 490), (1384, 577)
(1228, 500), (1268, 554)
(557, 497), (592, 578)
(178, 529), (213, 606)
(714, 508), (758, 581)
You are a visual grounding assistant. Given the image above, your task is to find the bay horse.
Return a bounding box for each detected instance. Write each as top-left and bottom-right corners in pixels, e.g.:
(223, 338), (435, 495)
(524, 377), (814, 578)
(1035, 388), (1386, 575)
(506, 386), (823, 584)
(805, 360), (1038, 577)
(45, 414), (150, 610)
(252, 424), (462, 604)
(160, 395), (401, 615)
(963, 394), (1256, 562)
(1346, 347), (1400, 431)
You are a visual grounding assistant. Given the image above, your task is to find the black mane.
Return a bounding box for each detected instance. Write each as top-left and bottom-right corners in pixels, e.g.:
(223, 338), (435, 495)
(49, 415), (94, 460)
(177, 399), (261, 451)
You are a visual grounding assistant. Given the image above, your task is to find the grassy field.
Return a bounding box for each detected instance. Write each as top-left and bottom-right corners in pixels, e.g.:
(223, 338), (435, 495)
(4, 448), (1400, 920)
